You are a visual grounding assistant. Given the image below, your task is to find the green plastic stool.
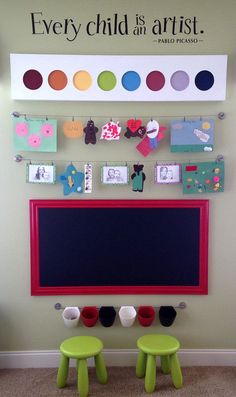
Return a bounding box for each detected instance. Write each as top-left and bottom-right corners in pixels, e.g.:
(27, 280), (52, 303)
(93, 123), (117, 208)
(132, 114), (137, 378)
(57, 336), (108, 397)
(136, 334), (183, 393)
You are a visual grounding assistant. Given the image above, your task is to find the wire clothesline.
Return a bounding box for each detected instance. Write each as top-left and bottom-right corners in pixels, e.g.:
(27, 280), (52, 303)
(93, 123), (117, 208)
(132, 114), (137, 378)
(14, 154), (224, 164)
(12, 111), (226, 120)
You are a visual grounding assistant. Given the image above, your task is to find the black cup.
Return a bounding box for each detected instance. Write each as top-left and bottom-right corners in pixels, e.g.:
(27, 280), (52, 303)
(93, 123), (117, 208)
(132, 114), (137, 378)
(99, 306), (116, 327)
(159, 306), (177, 327)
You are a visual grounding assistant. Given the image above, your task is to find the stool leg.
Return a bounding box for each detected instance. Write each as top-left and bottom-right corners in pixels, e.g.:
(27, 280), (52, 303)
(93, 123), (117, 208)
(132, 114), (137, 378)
(170, 353), (183, 389)
(77, 359), (89, 397)
(160, 355), (170, 374)
(136, 350), (147, 378)
(145, 354), (156, 393)
(95, 352), (108, 384)
(57, 354), (69, 388)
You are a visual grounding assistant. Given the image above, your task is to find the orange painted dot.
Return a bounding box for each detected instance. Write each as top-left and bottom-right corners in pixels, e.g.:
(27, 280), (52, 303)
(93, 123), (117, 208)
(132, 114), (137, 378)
(48, 70), (68, 90)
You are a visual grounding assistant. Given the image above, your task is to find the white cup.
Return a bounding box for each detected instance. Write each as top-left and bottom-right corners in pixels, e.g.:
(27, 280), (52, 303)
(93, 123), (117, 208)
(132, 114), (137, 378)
(119, 306), (136, 327)
(62, 307), (80, 328)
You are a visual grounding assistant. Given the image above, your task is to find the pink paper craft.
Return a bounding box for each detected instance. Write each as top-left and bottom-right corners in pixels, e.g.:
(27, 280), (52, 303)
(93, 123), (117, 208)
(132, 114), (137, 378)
(136, 126), (166, 157)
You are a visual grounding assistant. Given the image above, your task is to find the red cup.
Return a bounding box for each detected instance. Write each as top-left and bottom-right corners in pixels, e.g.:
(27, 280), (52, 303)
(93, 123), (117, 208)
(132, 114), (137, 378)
(137, 306), (155, 327)
(81, 306), (99, 327)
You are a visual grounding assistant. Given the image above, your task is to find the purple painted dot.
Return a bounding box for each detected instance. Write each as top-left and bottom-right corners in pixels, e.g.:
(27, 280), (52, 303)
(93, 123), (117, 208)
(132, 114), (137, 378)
(23, 69), (43, 90)
(146, 71), (165, 91)
(170, 71), (190, 91)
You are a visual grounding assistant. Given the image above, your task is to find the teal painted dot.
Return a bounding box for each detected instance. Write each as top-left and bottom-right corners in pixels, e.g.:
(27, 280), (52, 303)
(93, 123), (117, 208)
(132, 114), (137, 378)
(97, 71), (117, 91)
(121, 71), (141, 91)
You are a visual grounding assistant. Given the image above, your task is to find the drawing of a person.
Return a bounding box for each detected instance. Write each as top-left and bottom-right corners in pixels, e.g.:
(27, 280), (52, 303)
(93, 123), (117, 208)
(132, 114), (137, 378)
(35, 166), (46, 180)
(114, 169), (124, 182)
(167, 169), (173, 180)
(106, 168), (115, 181)
(160, 166), (168, 180)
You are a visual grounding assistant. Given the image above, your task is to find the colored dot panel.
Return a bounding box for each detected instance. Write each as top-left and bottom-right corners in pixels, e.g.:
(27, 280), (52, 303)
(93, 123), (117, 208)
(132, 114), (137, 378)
(170, 71), (190, 91)
(73, 71), (92, 91)
(48, 70), (68, 90)
(146, 71), (165, 91)
(23, 69), (43, 90)
(121, 71), (141, 91)
(195, 70), (214, 91)
(97, 71), (116, 91)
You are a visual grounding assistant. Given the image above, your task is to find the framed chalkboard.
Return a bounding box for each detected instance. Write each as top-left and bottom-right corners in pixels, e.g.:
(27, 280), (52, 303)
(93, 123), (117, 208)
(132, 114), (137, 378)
(30, 199), (209, 295)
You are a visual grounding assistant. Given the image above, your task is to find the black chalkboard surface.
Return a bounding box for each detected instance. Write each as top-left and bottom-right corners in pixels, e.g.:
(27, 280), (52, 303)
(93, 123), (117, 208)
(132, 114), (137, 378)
(30, 199), (209, 295)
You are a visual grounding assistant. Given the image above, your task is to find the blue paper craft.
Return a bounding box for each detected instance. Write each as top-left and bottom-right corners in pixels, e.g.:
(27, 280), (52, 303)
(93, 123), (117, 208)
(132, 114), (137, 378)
(182, 161), (224, 194)
(171, 119), (214, 152)
(58, 164), (84, 195)
(13, 117), (57, 152)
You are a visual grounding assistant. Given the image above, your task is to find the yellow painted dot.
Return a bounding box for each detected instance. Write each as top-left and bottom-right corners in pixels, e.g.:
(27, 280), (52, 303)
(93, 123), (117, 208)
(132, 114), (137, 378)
(202, 121), (211, 130)
(72, 170), (76, 174)
(73, 70), (92, 91)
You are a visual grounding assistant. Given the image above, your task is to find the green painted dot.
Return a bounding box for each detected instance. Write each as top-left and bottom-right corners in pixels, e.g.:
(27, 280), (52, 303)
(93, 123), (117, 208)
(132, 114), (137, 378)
(97, 71), (117, 91)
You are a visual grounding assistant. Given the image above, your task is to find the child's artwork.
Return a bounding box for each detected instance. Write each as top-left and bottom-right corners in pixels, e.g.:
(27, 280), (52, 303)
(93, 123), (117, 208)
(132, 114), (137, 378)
(101, 165), (129, 185)
(100, 120), (121, 140)
(14, 117), (57, 152)
(182, 161), (224, 194)
(136, 121), (167, 157)
(84, 119), (98, 144)
(58, 163), (84, 195)
(155, 164), (182, 184)
(131, 164), (146, 192)
(26, 163), (56, 184)
(84, 163), (92, 193)
(124, 119), (146, 139)
(170, 119), (214, 152)
(63, 120), (83, 138)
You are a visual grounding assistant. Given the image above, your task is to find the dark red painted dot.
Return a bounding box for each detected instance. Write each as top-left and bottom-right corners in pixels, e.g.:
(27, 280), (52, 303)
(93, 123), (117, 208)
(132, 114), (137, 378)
(23, 69), (43, 90)
(146, 71), (165, 91)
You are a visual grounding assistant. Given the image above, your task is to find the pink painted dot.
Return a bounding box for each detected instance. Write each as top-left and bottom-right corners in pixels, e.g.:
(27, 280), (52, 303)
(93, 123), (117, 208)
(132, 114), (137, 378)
(146, 71), (165, 91)
(28, 134), (41, 148)
(41, 123), (54, 137)
(15, 122), (28, 137)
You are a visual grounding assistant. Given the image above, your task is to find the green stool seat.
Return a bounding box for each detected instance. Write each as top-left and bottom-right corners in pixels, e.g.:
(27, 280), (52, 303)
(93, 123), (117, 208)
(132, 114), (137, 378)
(57, 336), (108, 397)
(136, 334), (183, 393)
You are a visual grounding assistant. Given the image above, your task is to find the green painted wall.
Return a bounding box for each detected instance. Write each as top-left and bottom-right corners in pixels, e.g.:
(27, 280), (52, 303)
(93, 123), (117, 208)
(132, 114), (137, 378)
(0, 0), (236, 351)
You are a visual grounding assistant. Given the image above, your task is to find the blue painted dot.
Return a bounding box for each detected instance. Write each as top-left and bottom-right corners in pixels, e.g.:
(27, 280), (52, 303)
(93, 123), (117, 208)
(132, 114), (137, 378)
(195, 70), (214, 91)
(121, 71), (141, 91)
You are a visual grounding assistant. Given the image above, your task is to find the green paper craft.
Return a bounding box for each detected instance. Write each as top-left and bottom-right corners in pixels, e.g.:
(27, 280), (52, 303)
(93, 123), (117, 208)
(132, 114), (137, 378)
(182, 161), (224, 194)
(13, 117), (57, 152)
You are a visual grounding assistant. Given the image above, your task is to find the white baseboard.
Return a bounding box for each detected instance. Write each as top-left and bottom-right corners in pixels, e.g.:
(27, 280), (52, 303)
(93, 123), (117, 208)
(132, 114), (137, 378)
(0, 349), (236, 369)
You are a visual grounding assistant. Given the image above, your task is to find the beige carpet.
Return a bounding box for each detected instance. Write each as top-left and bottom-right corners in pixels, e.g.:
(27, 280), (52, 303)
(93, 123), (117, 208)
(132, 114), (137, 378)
(0, 367), (235, 397)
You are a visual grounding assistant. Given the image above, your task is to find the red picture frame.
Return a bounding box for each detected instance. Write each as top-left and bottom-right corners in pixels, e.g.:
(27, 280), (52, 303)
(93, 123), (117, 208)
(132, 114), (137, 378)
(30, 199), (209, 295)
